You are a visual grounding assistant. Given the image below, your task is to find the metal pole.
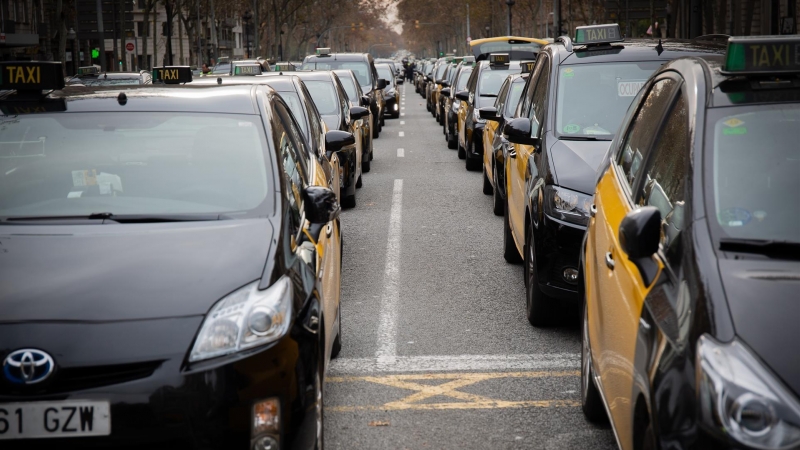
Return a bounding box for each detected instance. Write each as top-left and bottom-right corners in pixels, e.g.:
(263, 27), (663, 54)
(507, 4), (512, 35)
(95, 0), (106, 71)
(553, 0), (560, 37)
(539, 0), (542, 37)
(196, 0), (201, 66)
(466, 3), (470, 42)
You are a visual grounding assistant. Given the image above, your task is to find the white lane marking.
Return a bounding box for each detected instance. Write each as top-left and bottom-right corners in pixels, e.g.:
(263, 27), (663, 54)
(397, 148), (404, 157)
(401, 113), (405, 117)
(401, 107), (405, 110)
(400, 121), (405, 125)
(330, 353), (580, 374)
(399, 131), (405, 137)
(376, 179), (404, 363)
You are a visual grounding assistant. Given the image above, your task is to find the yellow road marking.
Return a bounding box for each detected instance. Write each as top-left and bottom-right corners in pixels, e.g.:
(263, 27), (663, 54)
(326, 371), (580, 411)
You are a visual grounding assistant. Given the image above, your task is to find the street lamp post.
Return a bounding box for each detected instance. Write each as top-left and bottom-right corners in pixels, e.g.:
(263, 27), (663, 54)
(67, 28), (77, 75)
(242, 11), (253, 59)
(506, 0), (516, 36)
(485, 25), (490, 38)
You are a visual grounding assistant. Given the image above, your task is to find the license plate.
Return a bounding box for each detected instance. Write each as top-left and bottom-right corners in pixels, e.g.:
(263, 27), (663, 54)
(0, 401), (110, 439)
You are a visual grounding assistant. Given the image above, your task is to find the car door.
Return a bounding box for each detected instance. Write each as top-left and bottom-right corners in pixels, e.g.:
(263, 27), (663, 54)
(588, 75), (681, 449)
(459, 67), (479, 149)
(484, 78), (511, 181)
(509, 55), (550, 251)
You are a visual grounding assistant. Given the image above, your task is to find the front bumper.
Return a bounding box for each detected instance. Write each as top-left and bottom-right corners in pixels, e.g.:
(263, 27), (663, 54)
(536, 214), (585, 301)
(0, 328), (319, 450)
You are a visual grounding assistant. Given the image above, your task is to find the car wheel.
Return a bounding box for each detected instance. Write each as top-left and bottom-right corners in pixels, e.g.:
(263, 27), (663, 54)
(447, 132), (457, 149)
(492, 164), (505, 216)
(465, 142), (481, 171)
(314, 355), (325, 450)
(503, 200), (522, 264)
(341, 194), (356, 208)
(362, 159), (371, 173)
(642, 424), (658, 450)
(457, 144), (466, 159)
(581, 301), (607, 423)
(426, 102), (431, 111)
(482, 162), (493, 195)
(524, 225), (552, 326)
(381, 115), (385, 126)
(356, 175), (362, 189)
(331, 305), (342, 359)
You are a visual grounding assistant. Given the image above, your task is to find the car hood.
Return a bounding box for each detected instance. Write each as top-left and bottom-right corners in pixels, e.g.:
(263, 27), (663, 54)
(321, 115), (341, 132)
(0, 220), (274, 322)
(549, 139), (612, 195)
(718, 258), (800, 397)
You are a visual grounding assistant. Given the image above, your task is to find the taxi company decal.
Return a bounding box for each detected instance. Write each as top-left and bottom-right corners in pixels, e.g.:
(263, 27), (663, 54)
(563, 124), (581, 134)
(562, 68), (574, 78)
(617, 80), (645, 97)
(722, 117), (747, 135)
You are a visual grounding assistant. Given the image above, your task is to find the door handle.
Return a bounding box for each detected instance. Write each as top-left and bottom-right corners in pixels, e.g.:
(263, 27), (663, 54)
(590, 204), (597, 218)
(509, 149), (517, 158)
(605, 252), (615, 270)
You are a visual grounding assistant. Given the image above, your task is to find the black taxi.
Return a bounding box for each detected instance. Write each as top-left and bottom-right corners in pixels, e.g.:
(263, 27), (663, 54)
(581, 36), (800, 450)
(0, 63), (350, 450)
(502, 24), (724, 326)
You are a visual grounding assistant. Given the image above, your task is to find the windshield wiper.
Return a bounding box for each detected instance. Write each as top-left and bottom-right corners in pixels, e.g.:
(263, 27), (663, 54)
(479, 94), (498, 97)
(559, 136), (612, 141)
(719, 238), (800, 260)
(2, 212), (233, 224)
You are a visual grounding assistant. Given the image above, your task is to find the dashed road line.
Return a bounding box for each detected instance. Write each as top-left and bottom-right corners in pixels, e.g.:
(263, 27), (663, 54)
(375, 180), (403, 363)
(399, 131), (405, 137)
(330, 353), (579, 374)
(400, 120), (405, 125)
(397, 148), (405, 157)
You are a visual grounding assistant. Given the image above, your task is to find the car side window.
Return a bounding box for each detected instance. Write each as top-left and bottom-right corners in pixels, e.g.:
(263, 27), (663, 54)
(273, 103), (307, 233)
(616, 78), (678, 192)
(526, 56), (551, 137)
(335, 80), (350, 121)
(636, 92), (689, 272)
(494, 79), (511, 112)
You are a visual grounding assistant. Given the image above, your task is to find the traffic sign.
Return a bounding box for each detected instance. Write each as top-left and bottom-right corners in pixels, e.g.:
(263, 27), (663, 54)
(125, 42), (134, 52)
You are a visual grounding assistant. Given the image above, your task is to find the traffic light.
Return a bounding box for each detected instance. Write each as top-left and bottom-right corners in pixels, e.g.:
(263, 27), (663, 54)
(91, 48), (100, 59)
(415, 20), (420, 29)
(359, 23), (364, 31)
(351, 22), (356, 31)
(439, 51), (444, 57)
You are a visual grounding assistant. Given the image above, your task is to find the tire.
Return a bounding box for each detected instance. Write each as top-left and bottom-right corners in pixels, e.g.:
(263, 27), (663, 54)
(581, 302), (607, 423)
(381, 115), (385, 126)
(356, 175), (362, 189)
(341, 194), (356, 208)
(314, 350), (325, 450)
(426, 102), (431, 112)
(331, 306), (342, 359)
(642, 424), (658, 450)
(524, 225), (553, 326)
(492, 164), (505, 216)
(392, 110), (400, 119)
(482, 163), (493, 195)
(362, 159), (371, 173)
(465, 142), (481, 171)
(447, 132), (457, 149)
(503, 200), (522, 264)
(457, 144), (466, 159)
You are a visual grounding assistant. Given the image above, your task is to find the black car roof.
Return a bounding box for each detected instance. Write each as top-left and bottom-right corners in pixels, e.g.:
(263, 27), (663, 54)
(33, 85), (262, 114)
(555, 38), (725, 66)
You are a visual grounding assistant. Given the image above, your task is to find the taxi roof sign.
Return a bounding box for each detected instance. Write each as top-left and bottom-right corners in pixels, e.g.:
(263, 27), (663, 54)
(77, 65), (100, 76)
(521, 60), (536, 73)
(316, 48), (331, 56)
(0, 62), (65, 92)
(489, 53), (510, 66)
(233, 64), (263, 75)
(722, 36), (800, 75)
(152, 66), (193, 84)
(463, 56), (476, 64)
(574, 24), (623, 45)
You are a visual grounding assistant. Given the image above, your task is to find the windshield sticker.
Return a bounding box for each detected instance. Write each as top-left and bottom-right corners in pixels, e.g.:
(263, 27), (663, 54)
(722, 117), (747, 135)
(72, 169), (98, 187)
(723, 118), (745, 127)
(617, 80), (646, 97)
(753, 210), (767, 222)
(562, 68), (574, 79)
(718, 207), (752, 227)
(563, 123), (581, 134)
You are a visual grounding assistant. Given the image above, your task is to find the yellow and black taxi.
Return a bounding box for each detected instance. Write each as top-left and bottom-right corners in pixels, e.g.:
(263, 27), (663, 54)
(302, 49), (387, 139)
(333, 68), (375, 171)
(581, 35), (800, 450)
(69, 65), (153, 86)
(375, 62), (401, 119)
(426, 57), (449, 114)
(435, 59), (459, 124)
(417, 59), (435, 98)
(456, 53), (524, 171)
(501, 24), (724, 326)
(0, 63), (349, 450)
(442, 58), (475, 150)
(477, 65), (531, 216)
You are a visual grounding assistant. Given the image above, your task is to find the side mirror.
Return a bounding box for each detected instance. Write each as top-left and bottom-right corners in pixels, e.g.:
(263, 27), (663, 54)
(455, 90), (469, 101)
(440, 81), (450, 88)
(303, 186), (340, 224)
(440, 87), (451, 97)
(325, 130), (356, 153)
(360, 95), (371, 107)
(396, 77), (404, 85)
(503, 117), (539, 147)
(618, 206), (661, 286)
(350, 106), (369, 121)
(376, 78), (388, 90)
(479, 106), (499, 121)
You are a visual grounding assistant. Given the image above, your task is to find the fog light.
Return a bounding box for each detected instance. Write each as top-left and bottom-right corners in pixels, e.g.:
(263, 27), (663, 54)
(253, 435), (279, 450)
(393, 104), (398, 111)
(563, 268), (579, 284)
(253, 398), (280, 435)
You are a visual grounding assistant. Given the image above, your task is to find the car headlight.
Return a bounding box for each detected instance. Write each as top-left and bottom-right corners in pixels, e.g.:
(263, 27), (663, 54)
(697, 335), (800, 449)
(189, 276), (293, 362)
(543, 185), (593, 226)
(473, 108), (485, 124)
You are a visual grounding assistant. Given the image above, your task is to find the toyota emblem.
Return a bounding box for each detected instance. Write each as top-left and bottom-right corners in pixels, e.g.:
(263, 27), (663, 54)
(3, 349), (55, 385)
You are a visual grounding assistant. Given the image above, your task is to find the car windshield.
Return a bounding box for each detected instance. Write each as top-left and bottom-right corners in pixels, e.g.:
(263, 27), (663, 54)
(304, 80), (339, 115)
(456, 68), (473, 91)
(0, 113), (270, 219)
(303, 61), (372, 87)
(339, 75), (359, 102)
(435, 64), (447, 80)
(479, 68), (519, 96)
(278, 92), (309, 139)
(706, 104), (800, 243)
(505, 82), (525, 116)
(376, 66), (393, 83)
(556, 61), (662, 138)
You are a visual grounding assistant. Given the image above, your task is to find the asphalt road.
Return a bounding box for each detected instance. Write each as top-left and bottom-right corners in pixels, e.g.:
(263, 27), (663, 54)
(324, 83), (617, 450)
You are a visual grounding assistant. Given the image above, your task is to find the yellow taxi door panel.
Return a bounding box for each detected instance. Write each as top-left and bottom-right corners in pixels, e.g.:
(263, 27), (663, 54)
(483, 120), (498, 180)
(509, 143), (531, 248)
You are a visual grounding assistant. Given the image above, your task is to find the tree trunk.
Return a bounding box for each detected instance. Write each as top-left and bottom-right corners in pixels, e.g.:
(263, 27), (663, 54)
(57, 0), (67, 76)
(210, 0), (218, 62)
(142, 0), (151, 70)
(703, 0), (714, 34)
(715, 0), (727, 35)
(743, 0), (755, 35)
(165, 0), (173, 65)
